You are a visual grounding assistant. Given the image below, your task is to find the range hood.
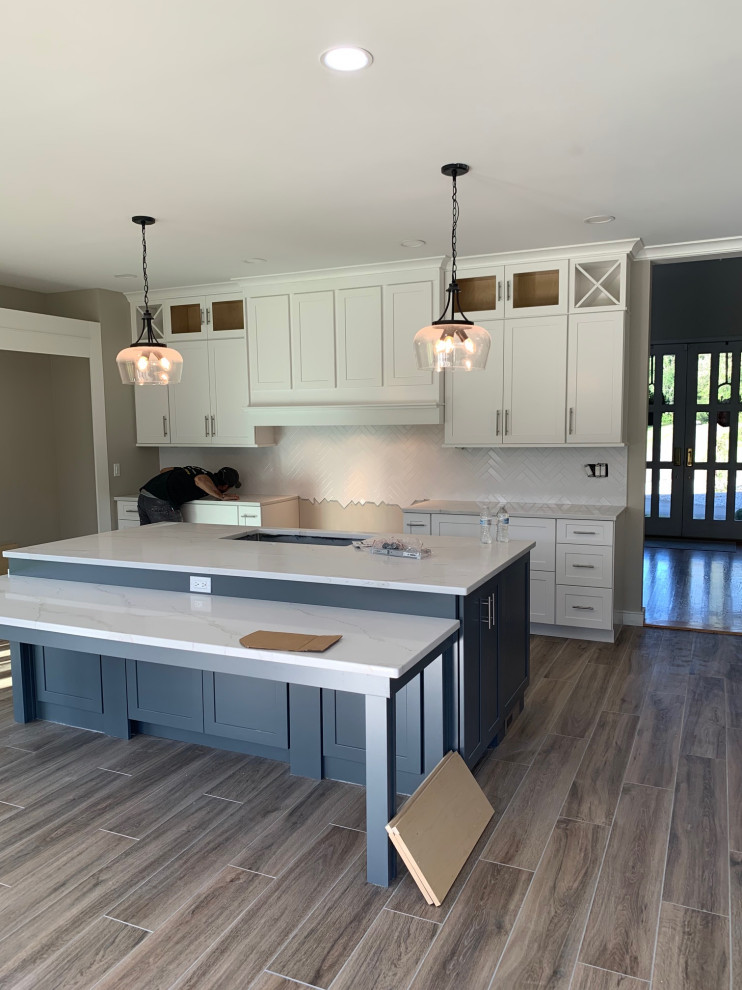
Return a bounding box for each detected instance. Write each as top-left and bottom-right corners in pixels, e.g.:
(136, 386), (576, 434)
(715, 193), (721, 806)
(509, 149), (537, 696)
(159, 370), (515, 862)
(245, 403), (443, 427)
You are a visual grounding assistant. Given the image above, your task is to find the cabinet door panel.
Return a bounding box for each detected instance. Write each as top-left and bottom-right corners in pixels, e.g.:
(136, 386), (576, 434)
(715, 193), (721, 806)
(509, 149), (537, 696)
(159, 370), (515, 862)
(383, 281), (435, 387)
(209, 337), (256, 444)
(444, 320), (504, 446)
(203, 673), (288, 747)
(134, 384), (170, 445)
(503, 317), (568, 444)
(164, 296), (206, 341)
(207, 296), (245, 339)
(507, 518), (556, 571)
(291, 290), (336, 390)
(247, 294), (292, 392)
(433, 514), (480, 538)
(402, 512), (431, 536)
(336, 286), (382, 388)
(34, 647), (103, 713)
(504, 261), (568, 318)
(498, 559), (529, 711)
(126, 659), (204, 731)
(529, 572), (556, 624)
(567, 312), (625, 443)
(168, 341), (212, 444)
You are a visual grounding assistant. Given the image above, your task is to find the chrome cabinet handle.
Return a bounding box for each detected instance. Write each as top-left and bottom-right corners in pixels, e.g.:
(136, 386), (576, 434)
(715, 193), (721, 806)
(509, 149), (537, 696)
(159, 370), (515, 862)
(162, 415), (168, 437)
(211, 414), (216, 435)
(407, 521), (426, 528)
(572, 563), (596, 569)
(497, 280), (502, 302)
(496, 409), (501, 436)
(505, 410), (510, 435)
(506, 279), (512, 301)
(124, 509), (138, 513)
(568, 407), (574, 435)
(481, 592), (496, 629)
(206, 307), (211, 325)
(204, 415), (209, 437)
(573, 605), (595, 611)
(200, 307), (205, 325)
(573, 530), (597, 535)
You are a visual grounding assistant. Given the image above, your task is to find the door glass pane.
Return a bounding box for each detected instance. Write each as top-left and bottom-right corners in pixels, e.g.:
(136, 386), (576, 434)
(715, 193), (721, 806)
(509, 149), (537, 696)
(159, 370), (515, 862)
(697, 353), (711, 403)
(512, 270), (559, 309)
(662, 355), (675, 405)
(211, 299), (244, 332)
(645, 468), (652, 517)
(736, 476), (742, 521)
(660, 412), (673, 461)
(714, 470), (728, 520)
(170, 303), (202, 334)
(716, 413), (730, 463)
(695, 416), (708, 462)
(658, 469), (672, 517)
(646, 423), (654, 461)
(718, 352), (732, 403)
(738, 412), (742, 463)
(693, 471), (707, 519)
(648, 354), (655, 403)
(458, 277), (498, 313)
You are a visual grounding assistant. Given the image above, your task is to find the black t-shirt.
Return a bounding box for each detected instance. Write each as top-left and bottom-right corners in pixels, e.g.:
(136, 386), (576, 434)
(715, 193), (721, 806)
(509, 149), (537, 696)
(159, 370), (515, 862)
(142, 466), (212, 508)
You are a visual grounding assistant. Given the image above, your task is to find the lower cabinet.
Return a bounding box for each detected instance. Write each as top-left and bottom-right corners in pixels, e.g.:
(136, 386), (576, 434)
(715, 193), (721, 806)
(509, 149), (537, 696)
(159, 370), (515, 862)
(34, 647), (103, 714)
(126, 660), (204, 732)
(203, 673), (288, 748)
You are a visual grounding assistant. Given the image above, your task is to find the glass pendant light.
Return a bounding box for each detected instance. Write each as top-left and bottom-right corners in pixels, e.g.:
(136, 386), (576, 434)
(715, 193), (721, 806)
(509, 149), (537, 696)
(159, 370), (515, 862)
(413, 164), (491, 372)
(116, 216), (183, 385)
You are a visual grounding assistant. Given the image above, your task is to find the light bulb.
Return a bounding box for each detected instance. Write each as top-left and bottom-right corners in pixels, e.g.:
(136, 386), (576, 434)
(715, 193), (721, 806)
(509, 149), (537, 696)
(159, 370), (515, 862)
(464, 338), (475, 353)
(137, 355), (149, 371)
(160, 356), (171, 371)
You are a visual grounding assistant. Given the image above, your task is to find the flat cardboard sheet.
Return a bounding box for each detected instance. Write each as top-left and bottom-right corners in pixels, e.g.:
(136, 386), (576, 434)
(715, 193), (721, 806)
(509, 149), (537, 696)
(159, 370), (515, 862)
(240, 630), (342, 653)
(386, 751), (494, 906)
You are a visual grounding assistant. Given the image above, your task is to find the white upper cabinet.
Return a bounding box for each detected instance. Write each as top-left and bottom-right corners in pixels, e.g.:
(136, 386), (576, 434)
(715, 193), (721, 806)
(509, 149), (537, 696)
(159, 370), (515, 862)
(247, 293), (292, 392)
(209, 337), (261, 445)
(454, 267), (506, 321)
(503, 316), (568, 444)
(444, 320), (504, 446)
(291, 290), (336, 390)
(382, 280), (435, 388)
(336, 286), (382, 389)
(504, 260), (568, 318)
(169, 341), (213, 443)
(134, 383), (170, 445)
(570, 256), (628, 312)
(164, 294), (246, 341)
(567, 311), (626, 444)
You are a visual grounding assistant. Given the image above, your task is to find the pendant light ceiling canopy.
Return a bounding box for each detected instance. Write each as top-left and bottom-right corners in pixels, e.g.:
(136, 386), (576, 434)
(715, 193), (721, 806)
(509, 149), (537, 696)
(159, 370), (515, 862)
(413, 164), (491, 373)
(116, 216), (183, 386)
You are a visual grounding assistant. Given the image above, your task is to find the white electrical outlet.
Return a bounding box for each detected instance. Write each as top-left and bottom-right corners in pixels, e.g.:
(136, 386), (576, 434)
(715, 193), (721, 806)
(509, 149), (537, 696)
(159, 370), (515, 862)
(113, 463), (120, 477)
(189, 575), (211, 593)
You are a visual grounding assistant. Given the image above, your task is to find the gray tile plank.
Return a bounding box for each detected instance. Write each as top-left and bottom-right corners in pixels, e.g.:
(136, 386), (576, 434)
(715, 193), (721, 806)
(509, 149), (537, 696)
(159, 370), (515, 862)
(589, 627), (633, 666)
(481, 734), (586, 871)
(729, 727), (742, 851)
(407, 861), (532, 990)
(543, 639), (592, 681)
(271, 854), (398, 988)
(202, 755), (291, 803)
(623, 690), (685, 790)
(13, 916), (149, 990)
(251, 975), (308, 990)
(550, 663), (616, 739)
(168, 826), (365, 990)
(680, 675), (726, 759)
(570, 964), (648, 989)
(385, 757), (527, 922)
(529, 636), (569, 687)
(651, 901), (729, 990)
(663, 754), (728, 915)
(562, 711), (639, 826)
(579, 782), (673, 981)
(731, 852), (742, 990)
(491, 677), (576, 765)
(601, 648), (655, 716)
(489, 818), (609, 990)
(329, 908), (438, 990)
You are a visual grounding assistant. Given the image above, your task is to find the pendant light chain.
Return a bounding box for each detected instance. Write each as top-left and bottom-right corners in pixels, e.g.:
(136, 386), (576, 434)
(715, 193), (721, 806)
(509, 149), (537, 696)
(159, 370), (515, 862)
(450, 172), (459, 285)
(141, 221), (150, 312)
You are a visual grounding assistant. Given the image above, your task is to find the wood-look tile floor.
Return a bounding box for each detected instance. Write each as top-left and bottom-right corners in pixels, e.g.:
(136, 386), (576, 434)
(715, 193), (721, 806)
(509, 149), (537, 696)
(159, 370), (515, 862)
(0, 629), (737, 989)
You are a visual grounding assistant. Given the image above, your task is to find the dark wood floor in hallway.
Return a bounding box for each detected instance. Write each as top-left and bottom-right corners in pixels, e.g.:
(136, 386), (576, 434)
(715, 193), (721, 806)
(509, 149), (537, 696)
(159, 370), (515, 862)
(0, 627), (736, 989)
(644, 543), (742, 632)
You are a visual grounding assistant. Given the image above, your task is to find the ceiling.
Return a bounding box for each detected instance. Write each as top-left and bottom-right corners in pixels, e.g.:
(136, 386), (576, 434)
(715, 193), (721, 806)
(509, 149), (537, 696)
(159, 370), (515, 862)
(2, 0), (741, 293)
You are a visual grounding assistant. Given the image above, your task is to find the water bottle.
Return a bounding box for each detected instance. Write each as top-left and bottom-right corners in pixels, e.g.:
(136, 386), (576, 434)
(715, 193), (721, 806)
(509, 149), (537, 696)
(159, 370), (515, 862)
(496, 508), (510, 542)
(479, 510), (492, 545)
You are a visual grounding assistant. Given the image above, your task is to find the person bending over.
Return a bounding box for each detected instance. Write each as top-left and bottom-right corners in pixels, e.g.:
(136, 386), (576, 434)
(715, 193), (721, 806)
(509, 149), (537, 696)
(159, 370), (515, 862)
(137, 465), (241, 525)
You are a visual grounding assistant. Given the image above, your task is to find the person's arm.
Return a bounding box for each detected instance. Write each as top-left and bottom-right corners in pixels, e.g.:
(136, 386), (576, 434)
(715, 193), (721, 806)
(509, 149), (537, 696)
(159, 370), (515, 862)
(194, 474), (239, 500)
(158, 467), (174, 474)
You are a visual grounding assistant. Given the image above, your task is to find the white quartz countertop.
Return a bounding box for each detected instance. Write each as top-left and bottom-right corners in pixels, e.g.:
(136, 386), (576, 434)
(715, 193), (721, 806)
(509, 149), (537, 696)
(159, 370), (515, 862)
(4, 524), (534, 597)
(0, 575), (459, 680)
(402, 500), (625, 520)
(114, 493), (298, 507)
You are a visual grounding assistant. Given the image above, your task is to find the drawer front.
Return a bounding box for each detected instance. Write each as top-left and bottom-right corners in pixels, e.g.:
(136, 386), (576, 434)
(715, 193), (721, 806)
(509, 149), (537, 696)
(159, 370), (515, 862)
(236, 506), (262, 527)
(434, 514), (480, 538)
(117, 520), (140, 530)
(402, 512), (431, 536)
(530, 572), (555, 624)
(556, 544), (613, 588)
(182, 501), (240, 526)
(508, 517), (556, 571)
(556, 518), (614, 546)
(556, 586), (613, 630)
(117, 500), (140, 522)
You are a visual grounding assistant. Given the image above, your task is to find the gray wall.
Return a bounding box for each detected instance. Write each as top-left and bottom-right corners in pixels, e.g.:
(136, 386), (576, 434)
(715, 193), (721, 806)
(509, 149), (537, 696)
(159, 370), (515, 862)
(651, 257), (742, 343)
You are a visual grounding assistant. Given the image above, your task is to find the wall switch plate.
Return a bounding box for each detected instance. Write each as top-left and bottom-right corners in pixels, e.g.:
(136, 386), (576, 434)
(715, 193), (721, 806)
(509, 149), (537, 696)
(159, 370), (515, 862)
(584, 463), (609, 478)
(189, 575), (212, 593)
(113, 463), (120, 477)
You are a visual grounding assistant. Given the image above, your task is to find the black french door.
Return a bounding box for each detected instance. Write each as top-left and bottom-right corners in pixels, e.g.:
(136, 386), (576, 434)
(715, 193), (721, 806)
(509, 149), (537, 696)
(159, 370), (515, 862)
(645, 341), (742, 539)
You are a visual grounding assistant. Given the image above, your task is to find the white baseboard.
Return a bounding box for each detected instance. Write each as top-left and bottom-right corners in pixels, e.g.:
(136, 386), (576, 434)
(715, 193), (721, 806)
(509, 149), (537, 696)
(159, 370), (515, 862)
(530, 621), (614, 643)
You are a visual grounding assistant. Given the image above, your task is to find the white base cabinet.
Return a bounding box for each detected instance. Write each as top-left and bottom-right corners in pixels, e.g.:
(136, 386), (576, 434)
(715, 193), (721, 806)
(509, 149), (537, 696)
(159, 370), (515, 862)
(116, 497), (299, 530)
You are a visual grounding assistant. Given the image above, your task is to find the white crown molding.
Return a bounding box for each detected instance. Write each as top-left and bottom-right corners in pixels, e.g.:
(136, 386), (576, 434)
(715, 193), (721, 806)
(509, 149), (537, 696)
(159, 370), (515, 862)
(456, 239), (644, 272)
(637, 235), (742, 263)
(232, 256), (448, 288)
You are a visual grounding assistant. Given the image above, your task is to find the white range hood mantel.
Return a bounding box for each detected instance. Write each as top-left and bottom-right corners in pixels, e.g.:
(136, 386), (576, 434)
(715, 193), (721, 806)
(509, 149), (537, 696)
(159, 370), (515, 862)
(245, 403), (443, 427)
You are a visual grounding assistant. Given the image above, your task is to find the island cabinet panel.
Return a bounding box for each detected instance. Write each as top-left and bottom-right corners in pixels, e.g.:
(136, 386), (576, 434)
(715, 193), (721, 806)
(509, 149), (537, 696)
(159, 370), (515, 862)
(126, 659), (204, 732)
(33, 646), (103, 714)
(322, 678), (423, 785)
(203, 673), (289, 747)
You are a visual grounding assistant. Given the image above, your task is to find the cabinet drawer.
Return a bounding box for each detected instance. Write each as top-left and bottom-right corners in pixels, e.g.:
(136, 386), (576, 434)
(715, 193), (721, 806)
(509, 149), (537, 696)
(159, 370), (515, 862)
(556, 519), (614, 545)
(434, 514), (480, 538)
(402, 512), (431, 536)
(556, 586), (613, 630)
(117, 500), (140, 521)
(556, 544), (613, 588)
(117, 520), (140, 530)
(508, 517), (556, 571)
(182, 501), (241, 525)
(530, 572), (555, 624)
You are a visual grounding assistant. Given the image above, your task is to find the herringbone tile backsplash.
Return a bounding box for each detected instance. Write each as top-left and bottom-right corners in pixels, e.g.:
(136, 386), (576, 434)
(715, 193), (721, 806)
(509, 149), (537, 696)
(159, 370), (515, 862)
(161, 425), (627, 508)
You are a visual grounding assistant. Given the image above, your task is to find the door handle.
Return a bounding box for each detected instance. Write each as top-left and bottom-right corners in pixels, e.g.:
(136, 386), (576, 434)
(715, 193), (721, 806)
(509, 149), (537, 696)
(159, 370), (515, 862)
(496, 409), (501, 436)
(162, 415), (168, 438)
(204, 415), (209, 437)
(505, 410), (510, 435)
(568, 407), (574, 435)
(673, 447), (682, 466)
(686, 447), (693, 467)
(506, 279), (512, 301)
(206, 307), (211, 325)
(497, 280), (502, 302)
(211, 414), (216, 435)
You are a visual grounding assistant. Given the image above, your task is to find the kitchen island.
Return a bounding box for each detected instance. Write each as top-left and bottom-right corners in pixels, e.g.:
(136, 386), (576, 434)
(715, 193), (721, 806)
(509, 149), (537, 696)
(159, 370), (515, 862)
(1, 525), (532, 852)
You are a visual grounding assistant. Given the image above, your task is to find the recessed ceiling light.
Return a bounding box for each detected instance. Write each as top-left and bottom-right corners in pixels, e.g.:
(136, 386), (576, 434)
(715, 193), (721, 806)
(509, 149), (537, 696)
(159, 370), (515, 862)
(583, 214), (616, 224)
(242, 257), (267, 264)
(113, 273), (137, 279)
(320, 46), (373, 72)
(401, 239), (426, 248)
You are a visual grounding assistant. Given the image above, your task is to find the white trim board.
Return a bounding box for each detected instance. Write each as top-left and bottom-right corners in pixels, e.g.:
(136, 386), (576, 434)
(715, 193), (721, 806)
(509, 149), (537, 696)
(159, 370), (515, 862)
(0, 307), (111, 533)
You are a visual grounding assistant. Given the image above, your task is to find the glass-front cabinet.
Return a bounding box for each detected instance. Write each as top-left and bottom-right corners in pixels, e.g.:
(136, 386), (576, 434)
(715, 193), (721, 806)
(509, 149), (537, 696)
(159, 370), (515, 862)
(163, 294), (246, 341)
(503, 260), (568, 318)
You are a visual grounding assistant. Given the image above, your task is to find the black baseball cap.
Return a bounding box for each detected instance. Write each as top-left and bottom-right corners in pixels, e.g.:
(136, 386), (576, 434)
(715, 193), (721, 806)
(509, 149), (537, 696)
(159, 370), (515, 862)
(214, 467), (241, 489)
